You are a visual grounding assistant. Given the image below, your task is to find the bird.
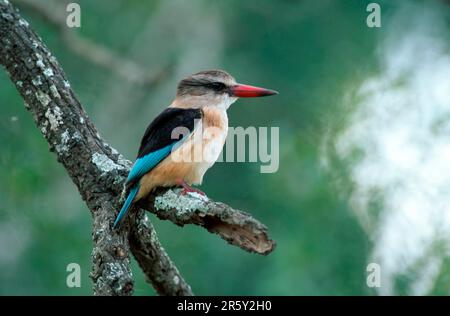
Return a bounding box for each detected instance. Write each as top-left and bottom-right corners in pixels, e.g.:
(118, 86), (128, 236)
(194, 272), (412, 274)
(113, 69), (278, 228)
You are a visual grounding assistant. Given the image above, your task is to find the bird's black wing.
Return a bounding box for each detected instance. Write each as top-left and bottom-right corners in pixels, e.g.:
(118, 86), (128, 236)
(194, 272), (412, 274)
(137, 107), (203, 158)
(124, 107), (202, 189)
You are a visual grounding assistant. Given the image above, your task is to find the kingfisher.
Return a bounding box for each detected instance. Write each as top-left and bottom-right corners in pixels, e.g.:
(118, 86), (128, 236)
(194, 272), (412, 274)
(113, 70), (278, 228)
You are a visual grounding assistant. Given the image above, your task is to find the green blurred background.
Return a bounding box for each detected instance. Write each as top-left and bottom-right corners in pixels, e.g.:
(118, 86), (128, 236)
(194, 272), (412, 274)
(1, 0), (449, 295)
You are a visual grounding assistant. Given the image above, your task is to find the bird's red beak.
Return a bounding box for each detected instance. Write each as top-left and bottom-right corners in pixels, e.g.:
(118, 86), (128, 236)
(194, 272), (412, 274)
(230, 84), (278, 98)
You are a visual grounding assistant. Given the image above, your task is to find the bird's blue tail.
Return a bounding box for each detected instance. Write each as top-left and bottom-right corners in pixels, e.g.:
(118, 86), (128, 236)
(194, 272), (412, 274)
(113, 184), (140, 228)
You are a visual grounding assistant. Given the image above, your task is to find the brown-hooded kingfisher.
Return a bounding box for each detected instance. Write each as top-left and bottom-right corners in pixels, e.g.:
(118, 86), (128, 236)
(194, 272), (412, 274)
(114, 70), (278, 228)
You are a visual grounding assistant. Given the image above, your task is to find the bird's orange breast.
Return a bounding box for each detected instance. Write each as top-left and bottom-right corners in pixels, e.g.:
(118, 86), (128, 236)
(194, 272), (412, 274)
(135, 107), (228, 201)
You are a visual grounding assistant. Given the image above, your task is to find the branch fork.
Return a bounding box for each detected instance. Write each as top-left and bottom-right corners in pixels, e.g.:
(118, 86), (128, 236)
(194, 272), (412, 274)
(0, 0), (275, 296)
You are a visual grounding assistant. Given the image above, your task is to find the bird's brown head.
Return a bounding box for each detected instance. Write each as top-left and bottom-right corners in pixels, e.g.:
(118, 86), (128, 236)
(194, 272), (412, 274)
(173, 69), (278, 109)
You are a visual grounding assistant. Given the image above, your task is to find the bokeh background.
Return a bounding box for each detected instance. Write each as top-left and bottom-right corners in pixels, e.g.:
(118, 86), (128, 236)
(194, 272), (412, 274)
(1, 0), (450, 295)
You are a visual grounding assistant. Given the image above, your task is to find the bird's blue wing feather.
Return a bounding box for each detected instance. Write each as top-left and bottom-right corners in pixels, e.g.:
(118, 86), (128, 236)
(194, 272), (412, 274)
(113, 184), (140, 228)
(126, 144), (175, 186)
(114, 143), (176, 228)
(113, 107), (201, 229)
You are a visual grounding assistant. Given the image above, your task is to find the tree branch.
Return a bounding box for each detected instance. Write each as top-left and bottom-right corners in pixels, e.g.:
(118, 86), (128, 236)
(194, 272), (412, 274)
(0, 0), (275, 295)
(140, 189), (275, 255)
(129, 210), (193, 296)
(0, 0), (187, 295)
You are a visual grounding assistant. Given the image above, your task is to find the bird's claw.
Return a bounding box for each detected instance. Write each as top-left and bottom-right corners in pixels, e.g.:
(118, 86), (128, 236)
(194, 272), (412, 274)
(175, 179), (205, 196)
(180, 186), (205, 196)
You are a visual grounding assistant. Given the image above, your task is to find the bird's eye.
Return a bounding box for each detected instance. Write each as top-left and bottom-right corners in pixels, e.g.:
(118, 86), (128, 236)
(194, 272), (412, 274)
(208, 82), (226, 91)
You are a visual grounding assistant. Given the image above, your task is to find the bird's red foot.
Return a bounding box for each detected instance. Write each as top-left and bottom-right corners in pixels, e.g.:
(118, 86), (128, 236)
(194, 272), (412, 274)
(181, 186), (205, 196)
(176, 179), (205, 196)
